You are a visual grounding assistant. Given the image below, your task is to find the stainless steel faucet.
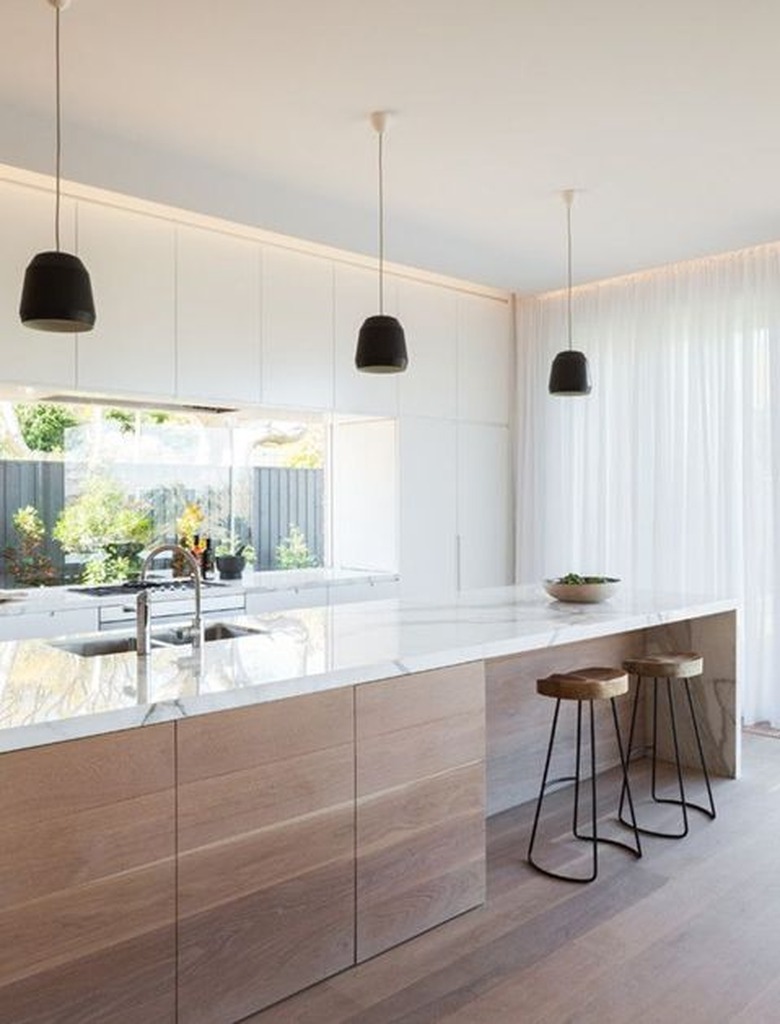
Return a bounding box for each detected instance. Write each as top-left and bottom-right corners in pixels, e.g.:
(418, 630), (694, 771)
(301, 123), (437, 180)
(136, 543), (204, 657)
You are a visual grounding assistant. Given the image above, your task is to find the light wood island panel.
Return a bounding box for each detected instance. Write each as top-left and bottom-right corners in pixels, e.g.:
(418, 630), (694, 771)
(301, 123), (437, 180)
(486, 630), (647, 814)
(0, 724), (176, 1023)
(176, 688), (355, 1023)
(356, 662), (486, 961)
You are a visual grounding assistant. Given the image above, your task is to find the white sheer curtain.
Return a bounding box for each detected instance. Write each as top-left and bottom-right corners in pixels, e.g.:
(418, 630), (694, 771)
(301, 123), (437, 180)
(515, 243), (780, 727)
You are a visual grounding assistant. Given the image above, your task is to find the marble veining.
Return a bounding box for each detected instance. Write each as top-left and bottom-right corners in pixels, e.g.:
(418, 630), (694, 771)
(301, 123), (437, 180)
(0, 585), (738, 753)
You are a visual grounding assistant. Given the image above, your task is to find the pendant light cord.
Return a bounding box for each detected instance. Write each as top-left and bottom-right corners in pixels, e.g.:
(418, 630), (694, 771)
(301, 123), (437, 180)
(54, 5), (62, 253)
(377, 127), (384, 315)
(565, 190), (573, 350)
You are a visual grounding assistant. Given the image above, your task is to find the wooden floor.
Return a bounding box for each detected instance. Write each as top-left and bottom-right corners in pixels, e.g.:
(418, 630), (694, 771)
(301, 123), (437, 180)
(249, 734), (780, 1024)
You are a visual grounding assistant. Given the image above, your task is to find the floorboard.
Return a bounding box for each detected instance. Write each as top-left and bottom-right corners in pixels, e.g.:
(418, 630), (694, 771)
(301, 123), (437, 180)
(247, 734), (780, 1024)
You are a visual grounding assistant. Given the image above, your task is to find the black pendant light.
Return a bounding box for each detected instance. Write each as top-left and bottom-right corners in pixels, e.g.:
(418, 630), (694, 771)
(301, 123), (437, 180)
(548, 189), (589, 395)
(20, 0), (95, 332)
(355, 111), (407, 373)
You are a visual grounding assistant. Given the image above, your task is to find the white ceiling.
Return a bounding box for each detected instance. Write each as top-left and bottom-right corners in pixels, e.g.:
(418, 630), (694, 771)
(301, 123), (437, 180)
(1, 0), (780, 293)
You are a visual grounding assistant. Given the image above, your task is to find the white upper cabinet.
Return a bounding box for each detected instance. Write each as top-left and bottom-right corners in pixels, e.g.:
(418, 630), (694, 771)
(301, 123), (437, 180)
(333, 263), (399, 416)
(0, 180), (77, 389)
(76, 203), (176, 397)
(397, 278), (457, 420)
(399, 416), (457, 599)
(176, 226), (261, 405)
(261, 247), (334, 410)
(457, 293), (512, 425)
(457, 422), (513, 590)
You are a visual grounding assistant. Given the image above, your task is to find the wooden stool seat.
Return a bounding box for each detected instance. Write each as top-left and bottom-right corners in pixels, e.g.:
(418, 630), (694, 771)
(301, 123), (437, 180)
(537, 667), (628, 702)
(622, 652), (703, 679)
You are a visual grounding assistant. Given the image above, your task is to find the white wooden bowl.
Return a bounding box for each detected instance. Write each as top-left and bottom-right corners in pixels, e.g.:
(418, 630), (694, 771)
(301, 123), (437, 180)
(543, 578), (621, 603)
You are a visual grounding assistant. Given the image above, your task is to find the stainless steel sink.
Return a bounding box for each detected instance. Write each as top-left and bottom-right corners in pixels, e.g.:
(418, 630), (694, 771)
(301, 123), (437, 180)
(49, 634), (148, 657)
(153, 622), (267, 646)
(48, 621), (266, 658)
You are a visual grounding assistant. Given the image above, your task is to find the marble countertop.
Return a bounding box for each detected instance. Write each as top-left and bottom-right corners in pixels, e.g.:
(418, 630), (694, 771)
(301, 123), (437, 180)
(0, 566), (399, 618)
(0, 584), (737, 753)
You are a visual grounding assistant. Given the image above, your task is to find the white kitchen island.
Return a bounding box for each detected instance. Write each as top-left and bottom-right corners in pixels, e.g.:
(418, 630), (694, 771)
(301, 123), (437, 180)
(0, 585), (738, 1023)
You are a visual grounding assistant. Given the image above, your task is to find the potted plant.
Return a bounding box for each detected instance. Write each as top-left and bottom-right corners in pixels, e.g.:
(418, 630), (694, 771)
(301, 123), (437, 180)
(215, 536), (254, 580)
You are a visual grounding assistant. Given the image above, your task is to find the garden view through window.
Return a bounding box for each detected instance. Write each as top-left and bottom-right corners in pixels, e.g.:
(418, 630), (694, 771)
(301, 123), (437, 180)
(0, 400), (326, 588)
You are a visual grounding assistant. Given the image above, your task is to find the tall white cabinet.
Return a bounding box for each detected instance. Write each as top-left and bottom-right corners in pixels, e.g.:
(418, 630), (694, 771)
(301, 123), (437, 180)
(399, 417), (458, 598)
(457, 422), (512, 590)
(396, 287), (513, 598)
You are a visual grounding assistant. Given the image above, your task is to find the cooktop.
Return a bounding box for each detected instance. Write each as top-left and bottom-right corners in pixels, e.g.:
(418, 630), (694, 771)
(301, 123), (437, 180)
(71, 579), (225, 598)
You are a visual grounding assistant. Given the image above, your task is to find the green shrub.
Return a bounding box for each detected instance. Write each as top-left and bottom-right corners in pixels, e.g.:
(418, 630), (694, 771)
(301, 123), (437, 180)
(2, 505), (58, 587)
(53, 477), (154, 583)
(275, 525), (318, 569)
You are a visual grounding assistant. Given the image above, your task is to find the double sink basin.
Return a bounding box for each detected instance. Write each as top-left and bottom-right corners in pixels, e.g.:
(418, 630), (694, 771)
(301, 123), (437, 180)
(49, 621), (265, 658)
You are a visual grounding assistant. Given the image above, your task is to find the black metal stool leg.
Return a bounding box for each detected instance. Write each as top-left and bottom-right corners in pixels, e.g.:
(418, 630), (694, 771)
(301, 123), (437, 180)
(629, 675), (689, 839)
(618, 675), (643, 824)
(652, 678), (717, 823)
(588, 700), (599, 881)
(650, 678), (661, 802)
(683, 678), (717, 819)
(571, 700), (584, 839)
(529, 696), (641, 883)
(610, 698), (642, 858)
(527, 699), (562, 872)
(572, 701), (599, 881)
(620, 672), (717, 839)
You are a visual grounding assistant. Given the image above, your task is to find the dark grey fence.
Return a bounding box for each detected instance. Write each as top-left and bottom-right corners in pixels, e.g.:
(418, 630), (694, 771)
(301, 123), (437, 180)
(0, 461), (65, 584)
(1, 462), (323, 584)
(252, 467), (324, 570)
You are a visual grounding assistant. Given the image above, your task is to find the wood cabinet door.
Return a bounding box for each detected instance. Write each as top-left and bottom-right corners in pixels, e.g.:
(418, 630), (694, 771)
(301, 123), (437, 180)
(176, 688), (355, 1023)
(0, 725), (176, 1023)
(355, 662), (486, 962)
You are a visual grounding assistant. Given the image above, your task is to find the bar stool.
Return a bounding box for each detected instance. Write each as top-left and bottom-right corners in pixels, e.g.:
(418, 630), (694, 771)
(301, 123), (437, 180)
(618, 652), (716, 838)
(527, 666), (642, 883)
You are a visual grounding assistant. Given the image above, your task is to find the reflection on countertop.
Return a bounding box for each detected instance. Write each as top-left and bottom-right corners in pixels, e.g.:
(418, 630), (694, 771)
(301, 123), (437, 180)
(0, 585), (737, 754)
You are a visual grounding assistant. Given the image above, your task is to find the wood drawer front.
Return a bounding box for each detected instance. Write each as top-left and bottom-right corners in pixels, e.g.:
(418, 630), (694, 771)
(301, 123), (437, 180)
(356, 663), (487, 961)
(0, 725), (176, 1024)
(176, 689), (355, 1024)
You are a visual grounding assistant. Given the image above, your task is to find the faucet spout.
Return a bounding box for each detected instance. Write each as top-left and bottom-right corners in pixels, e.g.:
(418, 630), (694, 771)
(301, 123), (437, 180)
(136, 543), (203, 657)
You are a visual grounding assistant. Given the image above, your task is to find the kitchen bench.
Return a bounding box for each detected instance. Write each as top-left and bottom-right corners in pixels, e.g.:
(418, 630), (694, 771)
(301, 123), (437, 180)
(0, 585), (738, 1022)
